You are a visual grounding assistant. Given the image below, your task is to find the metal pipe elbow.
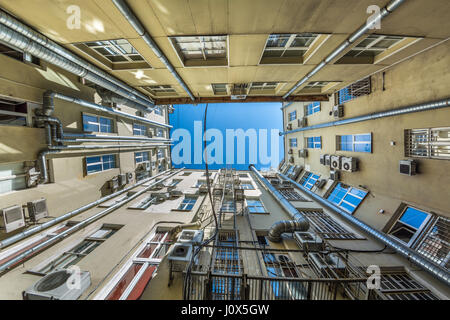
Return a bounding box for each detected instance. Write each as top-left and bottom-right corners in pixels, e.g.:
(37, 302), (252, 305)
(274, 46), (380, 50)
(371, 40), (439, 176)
(268, 220), (309, 243)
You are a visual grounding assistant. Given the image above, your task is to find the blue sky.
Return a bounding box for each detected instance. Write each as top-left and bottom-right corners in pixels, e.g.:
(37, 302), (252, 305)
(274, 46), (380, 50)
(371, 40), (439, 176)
(169, 102), (284, 171)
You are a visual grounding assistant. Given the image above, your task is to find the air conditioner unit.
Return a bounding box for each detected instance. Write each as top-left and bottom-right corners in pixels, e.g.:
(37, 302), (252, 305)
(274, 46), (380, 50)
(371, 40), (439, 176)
(126, 172), (134, 184)
(320, 154), (327, 165)
(199, 184), (209, 194)
(286, 123), (293, 131)
(168, 243), (193, 272)
(298, 149), (308, 158)
(292, 165), (304, 180)
(274, 254), (292, 264)
(108, 177), (119, 190)
(288, 149), (293, 155)
(294, 232), (324, 252)
(281, 180), (291, 188)
(177, 230), (204, 244)
(147, 129), (153, 138)
(27, 199), (48, 222)
(324, 154), (331, 166)
(137, 111), (145, 117)
(0, 205), (25, 233)
(330, 170), (340, 181)
(151, 192), (170, 201)
(333, 105), (344, 118)
(308, 252), (346, 278)
(315, 179), (327, 189)
(23, 269), (91, 300)
(399, 159), (417, 176)
(118, 174), (127, 187)
(269, 178), (280, 186)
(289, 156), (294, 163)
(169, 189), (184, 198)
(298, 117), (307, 128)
(231, 84), (248, 100)
(341, 157), (358, 172)
(136, 161), (150, 172)
(330, 156), (342, 170)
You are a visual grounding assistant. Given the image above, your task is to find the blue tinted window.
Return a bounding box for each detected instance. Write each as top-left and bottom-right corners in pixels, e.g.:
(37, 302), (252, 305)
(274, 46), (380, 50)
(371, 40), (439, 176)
(306, 102), (321, 116)
(400, 207), (429, 229)
(327, 183), (367, 214)
(86, 154), (116, 174)
(339, 134), (371, 153)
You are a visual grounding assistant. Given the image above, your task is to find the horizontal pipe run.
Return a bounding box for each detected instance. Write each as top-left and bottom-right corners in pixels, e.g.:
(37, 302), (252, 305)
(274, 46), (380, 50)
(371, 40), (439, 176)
(283, 0), (406, 99)
(0, 174), (27, 182)
(112, 0), (195, 101)
(280, 98), (450, 135)
(58, 139), (172, 144)
(278, 172), (450, 286)
(63, 133), (172, 142)
(0, 169), (184, 273)
(0, 169), (173, 249)
(249, 165), (309, 230)
(50, 92), (171, 129)
(0, 9), (153, 106)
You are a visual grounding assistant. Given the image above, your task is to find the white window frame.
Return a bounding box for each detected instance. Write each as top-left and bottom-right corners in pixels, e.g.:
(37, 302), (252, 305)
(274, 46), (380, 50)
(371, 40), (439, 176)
(83, 113), (114, 133)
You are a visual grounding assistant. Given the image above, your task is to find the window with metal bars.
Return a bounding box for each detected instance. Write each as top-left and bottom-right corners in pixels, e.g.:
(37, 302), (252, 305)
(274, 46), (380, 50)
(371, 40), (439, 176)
(300, 210), (359, 240)
(404, 127), (450, 160)
(375, 273), (440, 300)
(336, 77), (371, 104)
(415, 215), (449, 269)
(211, 83), (228, 95)
(279, 188), (307, 201)
(170, 35), (228, 67)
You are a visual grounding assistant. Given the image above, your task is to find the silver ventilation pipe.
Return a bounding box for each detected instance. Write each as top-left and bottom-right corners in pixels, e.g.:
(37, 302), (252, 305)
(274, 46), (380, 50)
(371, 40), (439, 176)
(0, 169), (184, 273)
(283, 0), (406, 99)
(249, 165), (309, 230)
(112, 0), (196, 101)
(0, 9), (155, 107)
(44, 91), (172, 129)
(268, 220), (309, 243)
(278, 172), (450, 286)
(0, 169), (172, 249)
(0, 22), (154, 111)
(280, 98), (450, 135)
(64, 133), (171, 142)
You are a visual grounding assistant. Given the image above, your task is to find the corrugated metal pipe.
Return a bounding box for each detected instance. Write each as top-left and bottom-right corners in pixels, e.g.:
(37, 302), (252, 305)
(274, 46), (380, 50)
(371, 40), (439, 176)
(278, 172), (450, 286)
(268, 220), (309, 243)
(249, 165), (309, 231)
(283, 0), (406, 99)
(0, 9), (153, 107)
(0, 19), (155, 111)
(280, 97), (450, 135)
(0, 169), (172, 249)
(0, 169), (184, 273)
(112, 0), (195, 101)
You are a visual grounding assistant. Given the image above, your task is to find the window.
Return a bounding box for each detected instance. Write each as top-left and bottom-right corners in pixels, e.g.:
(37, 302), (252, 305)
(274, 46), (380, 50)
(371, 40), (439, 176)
(194, 180), (207, 188)
(373, 272), (439, 300)
(142, 85), (177, 97)
(304, 82), (330, 89)
(0, 162), (27, 195)
(305, 102), (321, 116)
(337, 133), (372, 153)
(299, 172), (320, 190)
(288, 111), (297, 121)
(306, 137), (322, 149)
(0, 98), (29, 127)
(415, 215), (449, 268)
(83, 114), (113, 133)
(221, 200), (236, 212)
(327, 183), (367, 214)
(86, 155), (116, 174)
(300, 210), (359, 240)
(289, 138), (298, 148)
(261, 33), (319, 64)
(158, 163), (164, 172)
(0, 42), (40, 66)
(247, 199), (266, 214)
(340, 35), (405, 62)
(133, 123), (147, 136)
(75, 39), (150, 70)
(170, 35), (228, 67)
(249, 82), (279, 94)
(405, 127), (450, 160)
(156, 129), (165, 138)
(135, 152), (149, 164)
(178, 197), (197, 211)
(240, 183), (254, 190)
(239, 173), (249, 178)
(388, 206), (432, 246)
(168, 179), (181, 187)
(336, 77), (371, 104)
(38, 225), (121, 274)
(212, 83), (228, 95)
(154, 106), (163, 116)
(157, 149), (165, 159)
(279, 189), (307, 201)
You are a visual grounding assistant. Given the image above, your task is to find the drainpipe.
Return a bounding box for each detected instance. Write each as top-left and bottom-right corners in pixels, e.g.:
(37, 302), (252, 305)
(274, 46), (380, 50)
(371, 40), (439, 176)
(0, 22), (154, 111)
(249, 165), (309, 231)
(278, 172), (450, 286)
(44, 91), (172, 129)
(283, 0), (406, 99)
(112, 0), (195, 101)
(0, 169), (184, 273)
(0, 169), (172, 249)
(280, 98), (450, 135)
(0, 9), (153, 106)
